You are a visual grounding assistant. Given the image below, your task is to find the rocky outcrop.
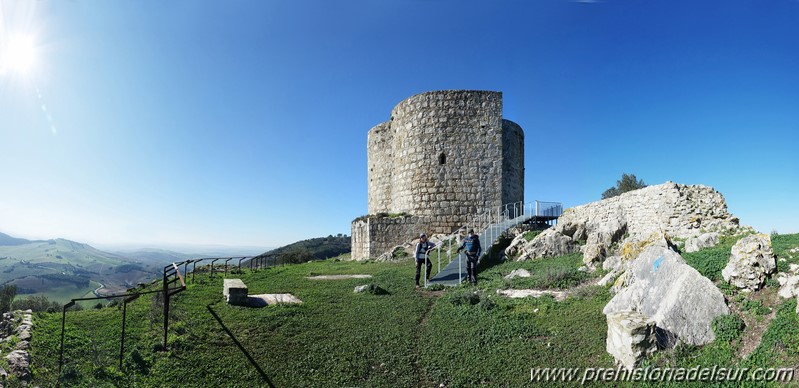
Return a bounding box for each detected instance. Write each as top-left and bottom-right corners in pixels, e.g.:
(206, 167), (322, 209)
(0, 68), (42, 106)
(722, 234), (776, 291)
(516, 229), (578, 260)
(515, 182), (748, 265)
(604, 246), (729, 348)
(684, 232), (720, 253)
(5, 350), (30, 381)
(0, 310), (33, 382)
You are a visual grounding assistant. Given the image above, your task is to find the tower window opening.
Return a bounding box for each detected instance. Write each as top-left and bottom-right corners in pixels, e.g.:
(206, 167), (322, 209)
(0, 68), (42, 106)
(438, 153), (446, 165)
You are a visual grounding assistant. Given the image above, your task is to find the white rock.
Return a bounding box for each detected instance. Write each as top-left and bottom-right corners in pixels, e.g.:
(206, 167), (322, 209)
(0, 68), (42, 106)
(504, 268), (531, 280)
(604, 245), (729, 346)
(722, 234), (776, 291)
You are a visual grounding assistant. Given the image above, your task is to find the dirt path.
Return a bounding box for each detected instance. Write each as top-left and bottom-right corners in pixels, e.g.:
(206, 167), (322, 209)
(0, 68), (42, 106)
(735, 287), (781, 360)
(413, 289), (442, 386)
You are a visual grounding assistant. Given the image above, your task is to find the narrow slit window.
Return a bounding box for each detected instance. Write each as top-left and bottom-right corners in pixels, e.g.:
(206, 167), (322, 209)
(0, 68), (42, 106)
(438, 153), (446, 165)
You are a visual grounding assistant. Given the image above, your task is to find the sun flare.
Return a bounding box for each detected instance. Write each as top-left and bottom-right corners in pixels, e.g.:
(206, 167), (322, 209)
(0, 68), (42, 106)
(2, 34), (36, 74)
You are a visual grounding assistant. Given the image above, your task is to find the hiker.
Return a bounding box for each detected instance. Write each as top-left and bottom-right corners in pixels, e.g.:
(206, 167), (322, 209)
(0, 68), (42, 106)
(415, 233), (436, 287)
(456, 229), (482, 284)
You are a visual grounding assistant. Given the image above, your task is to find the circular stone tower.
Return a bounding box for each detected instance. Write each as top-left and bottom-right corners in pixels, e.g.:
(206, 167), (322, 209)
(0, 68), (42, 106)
(366, 90), (524, 234)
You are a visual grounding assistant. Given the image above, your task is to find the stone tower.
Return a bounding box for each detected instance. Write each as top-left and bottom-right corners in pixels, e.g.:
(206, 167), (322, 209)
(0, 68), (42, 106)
(351, 90), (524, 260)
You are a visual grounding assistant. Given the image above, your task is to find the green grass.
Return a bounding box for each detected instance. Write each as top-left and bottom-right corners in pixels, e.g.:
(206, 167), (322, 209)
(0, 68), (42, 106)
(772, 233), (799, 273)
(681, 234), (747, 281)
(480, 253), (595, 290)
(26, 233), (799, 387)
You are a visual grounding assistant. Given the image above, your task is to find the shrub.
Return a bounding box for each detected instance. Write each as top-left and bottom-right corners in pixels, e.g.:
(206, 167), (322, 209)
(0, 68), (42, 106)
(448, 290), (481, 306)
(523, 230), (542, 241)
(713, 314), (745, 342)
(11, 295), (62, 313)
(601, 173), (647, 199)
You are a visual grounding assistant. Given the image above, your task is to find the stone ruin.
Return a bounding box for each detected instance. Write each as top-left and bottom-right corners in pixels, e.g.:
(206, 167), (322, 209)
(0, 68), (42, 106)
(351, 90), (525, 260)
(507, 181), (749, 267)
(504, 181), (760, 369)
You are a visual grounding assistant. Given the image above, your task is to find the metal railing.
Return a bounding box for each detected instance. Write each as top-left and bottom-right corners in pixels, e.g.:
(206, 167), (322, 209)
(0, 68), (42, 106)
(58, 255), (278, 377)
(425, 199), (563, 286)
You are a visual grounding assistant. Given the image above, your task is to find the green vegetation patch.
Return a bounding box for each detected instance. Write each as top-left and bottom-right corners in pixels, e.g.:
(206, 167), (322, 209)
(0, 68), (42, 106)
(480, 253), (594, 290)
(681, 234), (745, 281)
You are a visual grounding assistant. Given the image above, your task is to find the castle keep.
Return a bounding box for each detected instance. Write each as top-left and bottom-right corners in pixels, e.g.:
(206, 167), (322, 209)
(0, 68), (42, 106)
(351, 90), (524, 260)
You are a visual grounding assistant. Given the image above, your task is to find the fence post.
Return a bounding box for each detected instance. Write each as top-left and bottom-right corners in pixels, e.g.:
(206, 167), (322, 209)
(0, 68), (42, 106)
(120, 293), (140, 368)
(163, 269), (169, 350)
(59, 300), (75, 374)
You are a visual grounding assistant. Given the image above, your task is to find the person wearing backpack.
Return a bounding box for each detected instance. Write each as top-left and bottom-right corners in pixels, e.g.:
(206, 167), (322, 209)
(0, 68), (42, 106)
(415, 233), (436, 288)
(456, 229), (482, 284)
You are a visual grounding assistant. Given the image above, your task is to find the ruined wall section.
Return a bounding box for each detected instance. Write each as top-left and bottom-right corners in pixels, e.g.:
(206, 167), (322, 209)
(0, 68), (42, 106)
(559, 181), (743, 240)
(351, 216), (425, 261)
(367, 121), (393, 214)
(501, 119), (524, 206)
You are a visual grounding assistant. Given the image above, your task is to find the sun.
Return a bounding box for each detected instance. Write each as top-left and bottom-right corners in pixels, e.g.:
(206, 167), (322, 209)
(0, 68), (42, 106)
(1, 34), (36, 75)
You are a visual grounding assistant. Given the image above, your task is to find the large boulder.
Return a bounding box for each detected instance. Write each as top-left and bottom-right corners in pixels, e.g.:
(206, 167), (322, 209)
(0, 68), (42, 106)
(604, 246), (729, 346)
(722, 234), (776, 291)
(517, 229), (578, 260)
(504, 233), (529, 258)
(684, 232), (720, 253)
(581, 243), (607, 267)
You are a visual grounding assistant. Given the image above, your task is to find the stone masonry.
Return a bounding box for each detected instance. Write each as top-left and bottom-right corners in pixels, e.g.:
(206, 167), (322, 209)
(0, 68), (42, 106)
(352, 90), (524, 260)
(514, 181), (748, 263)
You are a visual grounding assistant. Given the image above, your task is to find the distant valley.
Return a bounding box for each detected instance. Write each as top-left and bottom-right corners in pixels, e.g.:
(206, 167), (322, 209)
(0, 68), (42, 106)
(0, 232), (262, 304)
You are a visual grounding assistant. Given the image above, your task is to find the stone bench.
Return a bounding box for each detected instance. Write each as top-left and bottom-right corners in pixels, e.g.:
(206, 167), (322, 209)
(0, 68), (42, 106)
(223, 279), (248, 306)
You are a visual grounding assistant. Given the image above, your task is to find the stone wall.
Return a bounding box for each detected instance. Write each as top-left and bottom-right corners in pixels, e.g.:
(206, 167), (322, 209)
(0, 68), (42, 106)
(513, 181), (748, 264)
(351, 215), (427, 260)
(365, 90), (524, 234)
(558, 181), (742, 241)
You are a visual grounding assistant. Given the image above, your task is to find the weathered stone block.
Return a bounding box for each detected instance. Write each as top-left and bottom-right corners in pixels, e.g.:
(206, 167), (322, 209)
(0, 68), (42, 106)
(223, 279), (248, 306)
(606, 311), (657, 370)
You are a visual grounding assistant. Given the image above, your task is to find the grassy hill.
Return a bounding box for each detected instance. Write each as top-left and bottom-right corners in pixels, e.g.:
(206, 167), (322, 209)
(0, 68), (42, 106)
(253, 234), (351, 264)
(19, 233), (799, 386)
(0, 235), (174, 303)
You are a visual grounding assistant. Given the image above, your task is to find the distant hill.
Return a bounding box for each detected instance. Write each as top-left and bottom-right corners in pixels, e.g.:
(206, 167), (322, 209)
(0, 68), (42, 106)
(0, 232), (178, 303)
(112, 248), (193, 265)
(254, 235), (351, 264)
(0, 232), (39, 246)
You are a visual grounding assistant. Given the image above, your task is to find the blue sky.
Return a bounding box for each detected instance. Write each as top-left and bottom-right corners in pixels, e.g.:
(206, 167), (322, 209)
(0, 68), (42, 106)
(0, 0), (797, 249)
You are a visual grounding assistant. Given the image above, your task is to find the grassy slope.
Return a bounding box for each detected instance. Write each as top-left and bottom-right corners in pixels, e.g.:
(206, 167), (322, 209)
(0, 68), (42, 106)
(27, 233), (799, 387)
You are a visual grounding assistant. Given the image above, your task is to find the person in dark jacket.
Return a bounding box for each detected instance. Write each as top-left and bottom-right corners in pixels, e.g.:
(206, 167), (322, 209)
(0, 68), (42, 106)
(415, 233), (436, 287)
(456, 229), (482, 284)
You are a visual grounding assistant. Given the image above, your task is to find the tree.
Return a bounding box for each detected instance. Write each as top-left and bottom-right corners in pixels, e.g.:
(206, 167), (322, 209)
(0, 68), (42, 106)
(0, 284), (16, 313)
(602, 173), (647, 199)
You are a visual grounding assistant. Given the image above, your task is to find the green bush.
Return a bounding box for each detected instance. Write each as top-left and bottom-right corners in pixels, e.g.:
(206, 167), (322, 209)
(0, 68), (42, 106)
(712, 314), (745, 342)
(522, 230), (541, 241)
(448, 289), (481, 306)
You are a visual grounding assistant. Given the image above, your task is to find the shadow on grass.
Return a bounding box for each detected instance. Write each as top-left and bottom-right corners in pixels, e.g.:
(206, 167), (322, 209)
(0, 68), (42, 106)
(206, 304), (275, 388)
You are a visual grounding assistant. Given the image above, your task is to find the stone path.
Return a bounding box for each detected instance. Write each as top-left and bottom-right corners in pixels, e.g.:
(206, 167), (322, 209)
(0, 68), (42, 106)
(495, 289), (568, 301)
(247, 293), (303, 307)
(306, 274), (373, 280)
